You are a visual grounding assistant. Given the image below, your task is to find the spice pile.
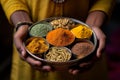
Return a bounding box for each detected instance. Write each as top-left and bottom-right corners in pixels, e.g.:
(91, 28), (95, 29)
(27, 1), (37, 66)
(71, 40), (94, 59)
(25, 17), (95, 62)
(46, 28), (75, 46)
(50, 18), (75, 29)
(45, 47), (71, 62)
(29, 22), (53, 37)
(71, 24), (92, 39)
(25, 37), (49, 54)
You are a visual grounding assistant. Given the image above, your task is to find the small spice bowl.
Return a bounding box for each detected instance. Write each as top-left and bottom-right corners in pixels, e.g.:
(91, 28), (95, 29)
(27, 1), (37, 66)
(24, 37), (49, 58)
(29, 21), (53, 37)
(71, 39), (95, 59)
(44, 47), (72, 62)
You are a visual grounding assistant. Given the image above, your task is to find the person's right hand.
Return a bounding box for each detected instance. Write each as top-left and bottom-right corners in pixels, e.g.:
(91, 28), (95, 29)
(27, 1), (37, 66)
(14, 25), (52, 72)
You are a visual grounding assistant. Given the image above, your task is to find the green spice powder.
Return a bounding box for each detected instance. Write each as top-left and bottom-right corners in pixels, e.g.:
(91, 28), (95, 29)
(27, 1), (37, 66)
(29, 23), (53, 37)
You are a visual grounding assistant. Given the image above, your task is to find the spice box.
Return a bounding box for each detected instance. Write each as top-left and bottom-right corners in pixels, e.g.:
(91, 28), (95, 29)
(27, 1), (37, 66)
(24, 17), (97, 70)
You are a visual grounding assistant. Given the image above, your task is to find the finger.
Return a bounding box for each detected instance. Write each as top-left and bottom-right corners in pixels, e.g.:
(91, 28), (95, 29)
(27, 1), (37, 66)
(79, 62), (92, 68)
(92, 27), (106, 58)
(34, 65), (51, 72)
(14, 34), (28, 60)
(33, 65), (52, 72)
(21, 45), (30, 59)
(33, 66), (42, 71)
(42, 65), (52, 71)
(14, 39), (27, 60)
(69, 69), (79, 75)
(97, 36), (106, 58)
(69, 62), (93, 75)
(25, 56), (42, 67)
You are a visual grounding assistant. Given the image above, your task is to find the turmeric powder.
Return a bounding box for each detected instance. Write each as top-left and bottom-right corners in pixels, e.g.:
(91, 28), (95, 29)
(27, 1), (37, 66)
(71, 25), (92, 39)
(26, 37), (49, 54)
(46, 28), (75, 46)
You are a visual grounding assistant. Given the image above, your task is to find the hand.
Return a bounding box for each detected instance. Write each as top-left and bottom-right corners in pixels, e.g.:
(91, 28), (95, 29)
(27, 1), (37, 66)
(91, 27), (106, 58)
(85, 11), (106, 58)
(68, 27), (106, 75)
(14, 25), (52, 72)
(68, 12), (106, 74)
(68, 55), (97, 75)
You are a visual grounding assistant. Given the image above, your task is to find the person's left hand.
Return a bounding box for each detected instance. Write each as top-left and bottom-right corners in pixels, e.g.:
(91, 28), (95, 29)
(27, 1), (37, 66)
(68, 26), (106, 75)
(68, 56), (96, 75)
(91, 26), (106, 58)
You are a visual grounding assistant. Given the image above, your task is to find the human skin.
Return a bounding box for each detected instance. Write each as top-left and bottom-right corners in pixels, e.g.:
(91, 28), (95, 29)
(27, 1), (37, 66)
(69, 11), (106, 74)
(11, 10), (106, 74)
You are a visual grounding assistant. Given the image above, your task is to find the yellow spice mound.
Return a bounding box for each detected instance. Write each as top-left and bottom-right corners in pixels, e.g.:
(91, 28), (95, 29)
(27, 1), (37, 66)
(71, 25), (92, 39)
(26, 37), (49, 54)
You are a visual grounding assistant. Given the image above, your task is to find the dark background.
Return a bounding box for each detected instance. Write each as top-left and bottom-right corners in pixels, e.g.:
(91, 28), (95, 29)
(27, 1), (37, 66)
(0, 0), (120, 80)
(0, 5), (13, 80)
(105, 0), (120, 80)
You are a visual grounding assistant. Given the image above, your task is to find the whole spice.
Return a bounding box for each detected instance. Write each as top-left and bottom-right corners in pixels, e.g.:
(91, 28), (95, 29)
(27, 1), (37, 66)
(45, 47), (71, 62)
(26, 37), (49, 54)
(71, 25), (92, 39)
(29, 22), (53, 37)
(50, 18), (75, 29)
(46, 28), (75, 46)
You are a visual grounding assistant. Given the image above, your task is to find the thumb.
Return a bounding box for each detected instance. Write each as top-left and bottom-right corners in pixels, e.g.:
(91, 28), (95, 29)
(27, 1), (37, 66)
(96, 38), (105, 58)
(19, 45), (28, 60)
